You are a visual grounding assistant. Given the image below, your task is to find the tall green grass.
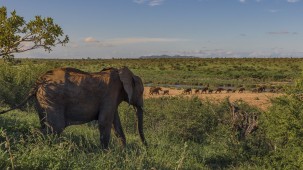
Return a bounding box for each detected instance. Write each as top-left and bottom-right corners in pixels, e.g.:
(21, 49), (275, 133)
(0, 62), (54, 107)
(1, 87), (303, 169)
(1, 58), (303, 169)
(0, 96), (271, 169)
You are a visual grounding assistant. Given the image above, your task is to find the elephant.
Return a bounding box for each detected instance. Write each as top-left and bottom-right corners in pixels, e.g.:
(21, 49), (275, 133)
(163, 90), (169, 95)
(257, 86), (266, 93)
(182, 88), (192, 95)
(0, 67), (147, 149)
(215, 87), (224, 93)
(238, 87), (245, 93)
(149, 87), (162, 95)
(201, 87), (208, 94)
(201, 84), (209, 94)
(226, 89), (233, 93)
(251, 88), (258, 93)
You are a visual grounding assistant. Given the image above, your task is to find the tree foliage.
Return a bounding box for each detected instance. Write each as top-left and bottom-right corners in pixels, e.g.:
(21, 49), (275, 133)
(0, 6), (69, 62)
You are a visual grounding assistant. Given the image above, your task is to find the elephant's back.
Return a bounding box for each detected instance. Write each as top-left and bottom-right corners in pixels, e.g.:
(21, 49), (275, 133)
(35, 67), (117, 98)
(36, 67), (106, 95)
(38, 67), (90, 84)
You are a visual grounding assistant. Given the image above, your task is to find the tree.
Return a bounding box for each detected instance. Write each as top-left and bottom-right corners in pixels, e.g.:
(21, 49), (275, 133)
(0, 6), (69, 62)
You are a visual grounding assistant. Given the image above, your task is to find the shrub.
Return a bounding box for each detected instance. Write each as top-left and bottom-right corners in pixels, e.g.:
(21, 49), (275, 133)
(138, 97), (222, 144)
(0, 63), (50, 107)
(260, 77), (303, 169)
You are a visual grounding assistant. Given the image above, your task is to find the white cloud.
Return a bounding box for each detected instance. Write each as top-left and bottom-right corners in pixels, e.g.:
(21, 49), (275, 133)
(287, 0), (300, 2)
(149, 0), (164, 6)
(133, 0), (165, 6)
(83, 37), (185, 47)
(239, 0), (267, 3)
(83, 37), (99, 43)
(268, 9), (279, 13)
(133, 0), (146, 4)
(159, 49), (242, 58)
(266, 31), (299, 35)
(160, 48), (303, 58)
(19, 41), (34, 49)
(106, 37), (182, 45)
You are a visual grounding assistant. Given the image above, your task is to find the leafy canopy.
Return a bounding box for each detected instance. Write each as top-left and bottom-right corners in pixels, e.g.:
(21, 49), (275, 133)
(0, 6), (69, 62)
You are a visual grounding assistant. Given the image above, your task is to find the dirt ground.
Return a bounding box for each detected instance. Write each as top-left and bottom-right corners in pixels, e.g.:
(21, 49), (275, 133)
(144, 87), (282, 111)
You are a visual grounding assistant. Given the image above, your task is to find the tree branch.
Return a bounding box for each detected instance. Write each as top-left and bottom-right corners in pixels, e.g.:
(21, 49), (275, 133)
(0, 7), (69, 61)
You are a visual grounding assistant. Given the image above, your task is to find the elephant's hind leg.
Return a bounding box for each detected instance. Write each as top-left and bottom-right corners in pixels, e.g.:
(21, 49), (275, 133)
(113, 111), (126, 147)
(34, 98), (47, 131)
(42, 106), (66, 135)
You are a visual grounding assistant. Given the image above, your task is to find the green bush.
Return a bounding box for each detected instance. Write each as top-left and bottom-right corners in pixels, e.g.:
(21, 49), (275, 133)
(260, 78), (303, 169)
(0, 62), (50, 107)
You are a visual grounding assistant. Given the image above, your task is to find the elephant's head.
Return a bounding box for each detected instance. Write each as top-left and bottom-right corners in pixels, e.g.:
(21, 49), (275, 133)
(118, 67), (147, 146)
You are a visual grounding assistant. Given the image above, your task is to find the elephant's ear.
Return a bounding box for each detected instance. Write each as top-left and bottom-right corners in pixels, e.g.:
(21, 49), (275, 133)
(119, 67), (134, 103)
(133, 75), (144, 107)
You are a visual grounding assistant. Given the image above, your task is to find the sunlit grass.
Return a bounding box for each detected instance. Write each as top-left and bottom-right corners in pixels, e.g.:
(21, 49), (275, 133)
(1, 58), (303, 169)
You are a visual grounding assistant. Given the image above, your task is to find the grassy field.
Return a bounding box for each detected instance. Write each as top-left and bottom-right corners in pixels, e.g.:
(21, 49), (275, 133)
(1, 58), (303, 169)
(7, 57), (302, 86)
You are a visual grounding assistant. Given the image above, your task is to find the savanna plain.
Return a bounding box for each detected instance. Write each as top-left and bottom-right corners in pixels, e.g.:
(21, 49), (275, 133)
(1, 58), (303, 169)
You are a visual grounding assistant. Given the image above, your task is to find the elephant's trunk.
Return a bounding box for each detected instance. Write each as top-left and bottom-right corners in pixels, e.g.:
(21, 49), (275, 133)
(136, 106), (147, 146)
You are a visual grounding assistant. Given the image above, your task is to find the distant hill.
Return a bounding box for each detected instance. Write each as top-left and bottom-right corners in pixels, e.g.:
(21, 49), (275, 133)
(139, 55), (199, 59)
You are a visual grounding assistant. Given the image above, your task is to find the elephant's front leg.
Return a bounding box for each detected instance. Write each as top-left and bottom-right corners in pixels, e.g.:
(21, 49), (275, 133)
(113, 111), (126, 147)
(98, 109), (115, 149)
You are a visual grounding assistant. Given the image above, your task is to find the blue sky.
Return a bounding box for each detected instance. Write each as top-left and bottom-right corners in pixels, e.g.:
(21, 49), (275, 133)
(2, 0), (303, 58)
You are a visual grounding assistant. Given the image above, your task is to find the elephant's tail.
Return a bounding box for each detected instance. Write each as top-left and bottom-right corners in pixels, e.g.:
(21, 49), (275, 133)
(0, 85), (38, 115)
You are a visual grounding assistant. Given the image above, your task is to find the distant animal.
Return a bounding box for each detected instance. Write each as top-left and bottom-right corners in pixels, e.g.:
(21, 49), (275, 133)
(163, 90), (169, 95)
(208, 89), (213, 93)
(251, 88), (258, 93)
(149, 87), (162, 95)
(194, 89), (200, 94)
(257, 86), (266, 93)
(215, 87), (224, 93)
(226, 89), (233, 93)
(182, 88), (192, 95)
(201, 87), (209, 94)
(238, 87), (245, 93)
